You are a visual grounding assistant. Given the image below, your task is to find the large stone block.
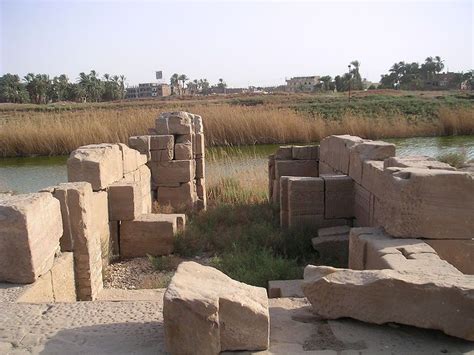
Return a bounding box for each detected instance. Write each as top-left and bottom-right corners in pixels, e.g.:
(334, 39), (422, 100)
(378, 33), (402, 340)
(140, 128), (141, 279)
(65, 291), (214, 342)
(108, 181), (142, 221)
(193, 114), (203, 134)
(384, 155), (455, 171)
(194, 133), (205, 157)
(156, 111), (193, 135)
(120, 214), (177, 258)
(360, 160), (385, 197)
(268, 279), (304, 298)
(319, 135), (364, 174)
(292, 145), (319, 160)
(319, 161), (340, 175)
(275, 160), (319, 180)
(149, 135), (174, 150)
(322, 175), (354, 219)
(349, 140), (395, 184)
(139, 165), (152, 214)
(274, 146), (292, 160)
(92, 191), (110, 264)
(67, 143), (123, 190)
(288, 177), (324, 216)
(128, 135), (150, 160)
(303, 265), (474, 341)
(375, 168), (474, 239)
(150, 160), (195, 186)
(150, 149), (173, 162)
(196, 157), (205, 179)
(157, 182), (197, 210)
(175, 142), (193, 160)
(0, 193), (62, 284)
(118, 143), (147, 174)
(163, 262), (269, 354)
(425, 239), (474, 275)
(353, 183), (374, 227)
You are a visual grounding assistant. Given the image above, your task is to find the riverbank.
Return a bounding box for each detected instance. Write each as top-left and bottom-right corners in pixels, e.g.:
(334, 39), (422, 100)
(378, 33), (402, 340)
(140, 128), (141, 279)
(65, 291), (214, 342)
(0, 90), (473, 157)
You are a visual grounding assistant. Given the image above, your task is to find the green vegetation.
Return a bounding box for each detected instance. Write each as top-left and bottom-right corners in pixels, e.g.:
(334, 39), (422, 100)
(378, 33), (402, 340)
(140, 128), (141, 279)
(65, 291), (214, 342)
(437, 151), (468, 169)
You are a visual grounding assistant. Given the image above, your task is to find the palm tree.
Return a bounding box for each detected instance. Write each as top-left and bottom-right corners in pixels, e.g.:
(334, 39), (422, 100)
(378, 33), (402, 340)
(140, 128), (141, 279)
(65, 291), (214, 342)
(170, 73), (179, 95)
(178, 74), (188, 95)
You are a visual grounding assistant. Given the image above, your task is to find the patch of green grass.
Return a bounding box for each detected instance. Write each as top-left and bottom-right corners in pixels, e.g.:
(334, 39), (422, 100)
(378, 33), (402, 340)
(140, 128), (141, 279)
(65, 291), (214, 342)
(437, 151), (468, 168)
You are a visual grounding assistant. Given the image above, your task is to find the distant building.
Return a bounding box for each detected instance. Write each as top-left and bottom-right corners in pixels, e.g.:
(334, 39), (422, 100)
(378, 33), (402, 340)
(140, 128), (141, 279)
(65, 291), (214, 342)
(286, 76), (321, 92)
(126, 83), (171, 99)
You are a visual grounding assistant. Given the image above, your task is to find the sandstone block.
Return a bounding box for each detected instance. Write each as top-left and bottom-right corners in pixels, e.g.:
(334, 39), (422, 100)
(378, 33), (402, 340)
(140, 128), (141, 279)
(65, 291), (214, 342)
(322, 175), (354, 219)
(50, 252), (76, 302)
(196, 157), (205, 179)
(303, 265), (474, 341)
(67, 144), (123, 190)
(193, 114), (203, 134)
(425, 239), (474, 274)
(150, 160), (196, 186)
(319, 161), (340, 175)
(175, 142), (193, 160)
(156, 111), (193, 135)
(349, 141), (395, 184)
(118, 143), (147, 174)
(92, 191), (110, 264)
(268, 279), (304, 298)
(163, 262), (269, 354)
(319, 135), (364, 174)
(150, 149), (173, 162)
(292, 145), (319, 160)
(360, 160), (385, 197)
(288, 177), (324, 216)
(153, 213), (186, 232)
(0, 193), (62, 284)
(196, 178), (206, 199)
(274, 146), (292, 160)
(157, 182), (197, 210)
(108, 181), (142, 221)
(120, 214), (177, 257)
(149, 135), (174, 150)
(312, 225), (351, 267)
(275, 160), (319, 179)
(109, 221), (120, 256)
(384, 155), (455, 170)
(50, 187), (73, 251)
(353, 183), (373, 227)
(128, 135), (150, 160)
(194, 133), (205, 157)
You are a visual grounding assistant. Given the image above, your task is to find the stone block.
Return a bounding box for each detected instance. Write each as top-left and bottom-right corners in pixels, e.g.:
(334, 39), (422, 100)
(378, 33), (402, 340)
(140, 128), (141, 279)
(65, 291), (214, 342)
(274, 146), (292, 160)
(275, 160), (319, 179)
(196, 157), (205, 179)
(176, 133), (194, 144)
(193, 114), (203, 134)
(120, 214), (178, 257)
(156, 111), (193, 135)
(149, 135), (174, 150)
(50, 252), (76, 302)
(319, 135), (364, 174)
(50, 187), (73, 251)
(108, 181), (142, 221)
(303, 265), (474, 341)
(288, 214), (351, 230)
(376, 168), (474, 239)
(67, 143), (123, 190)
(175, 142), (193, 160)
(109, 221), (120, 256)
(268, 279), (304, 298)
(312, 226), (351, 267)
(163, 262), (269, 354)
(353, 183), (373, 227)
(322, 175), (354, 219)
(279, 176), (290, 212)
(292, 145), (319, 160)
(196, 178), (206, 199)
(150, 149), (173, 162)
(360, 160), (385, 197)
(194, 133), (205, 157)
(384, 155), (456, 170)
(425, 239), (474, 274)
(123, 169), (141, 182)
(157, 182), (197, 210)
(0, 193), (62, 284)
(150, 160), (195, 186)
(91, 191), (110, 264)
(349, 140), (395, 184)
(16, 271), (53, 303)
(118, 143), (147, 174)
(288, 177), (324, 216)
(128, 135), (150, 160)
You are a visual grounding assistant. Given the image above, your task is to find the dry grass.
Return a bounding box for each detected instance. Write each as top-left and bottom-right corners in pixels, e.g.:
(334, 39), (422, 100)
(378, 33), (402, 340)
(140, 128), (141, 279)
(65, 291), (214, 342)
(0, 103), (472, 157)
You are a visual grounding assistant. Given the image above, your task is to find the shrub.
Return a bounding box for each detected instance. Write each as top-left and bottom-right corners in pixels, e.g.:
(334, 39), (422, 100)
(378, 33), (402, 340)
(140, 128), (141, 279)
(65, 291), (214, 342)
(437, 151), (468, 169)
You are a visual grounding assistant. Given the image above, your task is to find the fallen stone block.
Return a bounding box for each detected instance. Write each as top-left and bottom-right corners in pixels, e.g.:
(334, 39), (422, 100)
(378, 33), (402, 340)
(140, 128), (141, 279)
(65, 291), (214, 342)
(349, 140), (395, 184)
(163, 261), (270, 354)
(268, 279), (304, 298)
(128, 135), (151, 160)
(288, 177), (324, 216)
(384, 155), (456, 171)
(157, 182), (197, 210)
(175, 142), (193, 160)
(274, 146), (292, 160)
(292, 145), (319, 160)
(303, 265), (474, 341)
(425, 239), (474, 275)
(149, 135), (174, 150)
(0, 193), (62, 284)
(320, 135), (364, 174)
(108, 181), (142, 221)
(120, 214), (178, 258)
(156, 111), (193, 135)
(322, 175), (354, 219)
(275, 160), (319, 180)
(312, 226), (350, 267)
(67, 143), (123, 190)
(149, 160), (195, 186)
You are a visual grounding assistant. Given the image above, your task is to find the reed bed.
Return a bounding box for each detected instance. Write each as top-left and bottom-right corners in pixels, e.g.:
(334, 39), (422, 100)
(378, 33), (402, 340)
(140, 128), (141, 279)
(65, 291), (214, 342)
(0, 103), (472, 157)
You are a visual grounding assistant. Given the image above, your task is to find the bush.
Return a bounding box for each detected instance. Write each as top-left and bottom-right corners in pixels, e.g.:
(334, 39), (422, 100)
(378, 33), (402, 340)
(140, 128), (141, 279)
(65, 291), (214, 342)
(437, 151), (468, 169)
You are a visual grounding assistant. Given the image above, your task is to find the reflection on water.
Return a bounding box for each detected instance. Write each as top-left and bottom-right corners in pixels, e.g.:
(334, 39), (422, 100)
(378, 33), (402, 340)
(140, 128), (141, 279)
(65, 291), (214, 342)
(1, 136), (473, 194)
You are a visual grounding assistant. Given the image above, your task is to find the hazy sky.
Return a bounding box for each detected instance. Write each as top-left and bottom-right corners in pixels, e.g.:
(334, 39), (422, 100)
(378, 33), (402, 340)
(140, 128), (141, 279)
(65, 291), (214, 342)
(1, 0), (472, 87)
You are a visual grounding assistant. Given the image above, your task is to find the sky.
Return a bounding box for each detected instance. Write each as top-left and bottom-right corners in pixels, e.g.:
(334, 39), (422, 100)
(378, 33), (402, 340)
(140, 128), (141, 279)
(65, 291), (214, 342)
(0, 0), (472, 88)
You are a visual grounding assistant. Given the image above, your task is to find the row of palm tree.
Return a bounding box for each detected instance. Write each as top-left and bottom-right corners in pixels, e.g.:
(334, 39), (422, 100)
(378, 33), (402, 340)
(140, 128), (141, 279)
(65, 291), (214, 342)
(169, 74), (227, 95)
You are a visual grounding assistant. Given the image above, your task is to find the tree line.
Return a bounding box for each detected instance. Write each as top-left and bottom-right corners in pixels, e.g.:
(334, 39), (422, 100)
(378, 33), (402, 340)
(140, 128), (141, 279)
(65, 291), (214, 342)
(0, 70), (126, 104)
(169, 73), (227, 95)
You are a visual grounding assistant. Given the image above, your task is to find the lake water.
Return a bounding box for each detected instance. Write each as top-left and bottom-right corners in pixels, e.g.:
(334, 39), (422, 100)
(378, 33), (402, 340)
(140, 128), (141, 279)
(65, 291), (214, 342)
(1, 136), (473, 194)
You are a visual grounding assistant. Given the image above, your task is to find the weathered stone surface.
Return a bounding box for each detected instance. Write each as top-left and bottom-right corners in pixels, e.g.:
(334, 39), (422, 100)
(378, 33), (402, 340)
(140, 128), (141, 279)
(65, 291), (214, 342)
(156, 111), (193, 135)
(349, 141), (395, 184)
(163, 262), (269, 354)
(193, 114), (203, 134)
(288, 177), (324, 216)
(360, 160), (385, 197)
(292, 145), (319, 160)
(288, 215), (351, 230)
(196, 157), (205, 179)
(150, 149), (173, 162)
(268, 279), (304, 298)
(425, 239), (474, 275)
(118, 143), (147, 174)
(322, 175), (354, 219)
(384, 155), (456, 171)
(374, 168), (474, 239)
(150, 160), (195, 186)
(128, 135), (150, 160)
(153, 213), (186, 232)
(157, 182), (197, 210)
(319, 161), (340, 175)
(174, 142), (193, 160)
(50, 187), (73, 251)
(91, 191), (110, 264)
(138, 165), (152, 214)
(0, 193), (62, 284)
(109, 221), (120, 256)
(149, 135), (174, 150)
(196, 178), (205, 199)
(303, 265), (474, 341)
(353, 183), (374, 227)
(274, 146), (293, 160)
(108, 181), (142, 221)
(320, 135), (364, 174)
(275, 160), (319, 180)
(194, 133), (205, 157)
(312, 226), (350, 267)
(120, 214), (177, 258)
(67, 144), (123, 190)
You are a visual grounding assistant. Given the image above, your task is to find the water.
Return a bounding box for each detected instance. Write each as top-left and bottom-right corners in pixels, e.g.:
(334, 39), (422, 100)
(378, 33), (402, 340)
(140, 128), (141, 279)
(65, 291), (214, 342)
(1, 136), (473, 194)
